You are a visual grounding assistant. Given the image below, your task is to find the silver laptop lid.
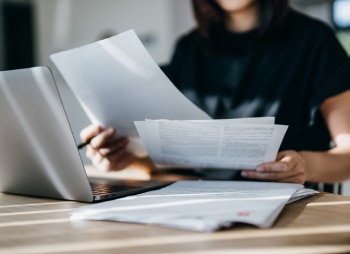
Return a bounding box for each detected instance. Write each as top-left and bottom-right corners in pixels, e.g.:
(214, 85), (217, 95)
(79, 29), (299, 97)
(0, 66), (94, 202)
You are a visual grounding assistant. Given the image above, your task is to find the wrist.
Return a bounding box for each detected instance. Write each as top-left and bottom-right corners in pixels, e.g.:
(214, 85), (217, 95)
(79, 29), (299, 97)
(298, 151), (317, 182)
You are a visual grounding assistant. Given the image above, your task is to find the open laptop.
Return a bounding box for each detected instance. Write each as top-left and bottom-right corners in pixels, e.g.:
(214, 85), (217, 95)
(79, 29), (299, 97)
(0, 66), (169, 202)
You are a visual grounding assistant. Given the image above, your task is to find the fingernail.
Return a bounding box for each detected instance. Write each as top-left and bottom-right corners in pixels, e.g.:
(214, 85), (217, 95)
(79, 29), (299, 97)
(107, 128), (114, 135)
(241, 171), (248, 177)
(256, 166), (264, 172)
(272, 164), (284, 171)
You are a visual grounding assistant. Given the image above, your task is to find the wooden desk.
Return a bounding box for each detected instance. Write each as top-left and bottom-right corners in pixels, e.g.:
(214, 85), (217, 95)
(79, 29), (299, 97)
(0, 190), (350, 254)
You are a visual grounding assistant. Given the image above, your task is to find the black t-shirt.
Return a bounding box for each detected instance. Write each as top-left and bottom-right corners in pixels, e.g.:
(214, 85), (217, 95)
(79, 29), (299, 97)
(163, 9), (350, 152)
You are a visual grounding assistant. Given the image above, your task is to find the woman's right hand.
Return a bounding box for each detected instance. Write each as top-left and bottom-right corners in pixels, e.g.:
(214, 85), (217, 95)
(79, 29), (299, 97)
(80, 124), (136, 172)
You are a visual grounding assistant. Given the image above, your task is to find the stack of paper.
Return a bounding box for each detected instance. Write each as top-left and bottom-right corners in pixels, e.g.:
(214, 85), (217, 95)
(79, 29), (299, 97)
(135, 118), (287, 170)
(71, 180), (317, 232)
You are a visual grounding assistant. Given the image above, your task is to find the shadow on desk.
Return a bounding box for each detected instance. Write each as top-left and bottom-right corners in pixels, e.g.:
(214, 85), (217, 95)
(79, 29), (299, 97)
(275, 194), (322, 228)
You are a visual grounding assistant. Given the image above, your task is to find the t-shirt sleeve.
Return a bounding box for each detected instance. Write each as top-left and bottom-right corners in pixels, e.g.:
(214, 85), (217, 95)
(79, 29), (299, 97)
(309, 24), (350, 125)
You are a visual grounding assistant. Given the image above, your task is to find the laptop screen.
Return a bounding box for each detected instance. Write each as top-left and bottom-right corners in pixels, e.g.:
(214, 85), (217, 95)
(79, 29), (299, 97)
(0, 67), (94, 201)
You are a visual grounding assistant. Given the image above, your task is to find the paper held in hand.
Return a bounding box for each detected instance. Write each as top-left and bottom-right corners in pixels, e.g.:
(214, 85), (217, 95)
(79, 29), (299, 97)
(135, 117), (288, 170)
(50, 29), (211, 156)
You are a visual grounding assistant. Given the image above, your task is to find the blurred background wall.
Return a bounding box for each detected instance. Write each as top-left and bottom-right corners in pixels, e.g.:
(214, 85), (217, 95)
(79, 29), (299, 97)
(0, 0), (349, 195)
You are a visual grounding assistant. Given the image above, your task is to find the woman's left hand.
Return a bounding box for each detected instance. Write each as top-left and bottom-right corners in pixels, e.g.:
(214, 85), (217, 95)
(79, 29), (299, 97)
(240, 150), (307, 184)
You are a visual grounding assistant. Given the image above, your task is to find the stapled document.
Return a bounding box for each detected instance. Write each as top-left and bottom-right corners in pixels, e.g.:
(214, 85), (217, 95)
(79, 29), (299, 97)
(70, 180), (317, 232)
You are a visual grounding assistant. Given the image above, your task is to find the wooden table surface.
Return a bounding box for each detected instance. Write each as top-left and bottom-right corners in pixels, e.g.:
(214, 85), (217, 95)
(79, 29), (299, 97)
(1, 185), (350, 253)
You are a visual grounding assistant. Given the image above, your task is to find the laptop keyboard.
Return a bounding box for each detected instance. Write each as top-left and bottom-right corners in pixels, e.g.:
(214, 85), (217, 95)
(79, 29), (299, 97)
(90, 182), (142, 195)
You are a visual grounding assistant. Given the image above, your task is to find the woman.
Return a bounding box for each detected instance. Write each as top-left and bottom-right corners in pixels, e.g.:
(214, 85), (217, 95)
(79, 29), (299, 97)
(81, 0), (350, 184)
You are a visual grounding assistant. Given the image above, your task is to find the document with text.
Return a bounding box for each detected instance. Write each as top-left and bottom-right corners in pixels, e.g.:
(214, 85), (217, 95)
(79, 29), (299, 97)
(70, 180), (317, 232)
(135, 118), (288, 170)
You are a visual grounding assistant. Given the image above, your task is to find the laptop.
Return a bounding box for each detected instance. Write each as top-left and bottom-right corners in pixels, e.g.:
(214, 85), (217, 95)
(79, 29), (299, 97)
(0, 66), (169, 202)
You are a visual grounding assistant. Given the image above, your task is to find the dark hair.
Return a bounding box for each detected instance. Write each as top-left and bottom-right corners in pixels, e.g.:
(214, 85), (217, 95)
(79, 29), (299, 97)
(192, 0), (290, 37)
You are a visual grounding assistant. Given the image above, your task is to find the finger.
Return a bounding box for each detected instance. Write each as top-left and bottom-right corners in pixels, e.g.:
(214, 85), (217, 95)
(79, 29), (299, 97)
(80, 124), (103, 142)
(90, 127), (116, 149)
(241, 170), (281, 180)
(256, 162), (288, 173)
(241, 169), (295, 180)
(87, 141), (135, 172)
(98, 137), (129, 157)
(256, 151), (299, 173)
(87, 142), (126, 169)
(90, 149), (105, 168)
(85, 146), (95, 160)
(109, 151), (136, 170)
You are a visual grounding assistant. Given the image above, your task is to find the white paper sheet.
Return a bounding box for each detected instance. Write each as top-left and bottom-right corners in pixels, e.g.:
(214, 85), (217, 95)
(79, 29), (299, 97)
(50, 30), (211, 155)
(135, 118), (288, 170)
(71, 180), (315, 232)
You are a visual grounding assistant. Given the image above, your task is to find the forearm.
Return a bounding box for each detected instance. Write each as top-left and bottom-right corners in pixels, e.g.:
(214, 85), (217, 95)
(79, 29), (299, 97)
(300, 149), (350, 183)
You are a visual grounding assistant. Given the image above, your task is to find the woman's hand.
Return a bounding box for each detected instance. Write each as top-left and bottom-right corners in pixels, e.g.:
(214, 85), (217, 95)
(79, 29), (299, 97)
(240, 150), (307, 184)
(80, 124), (136, 172)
